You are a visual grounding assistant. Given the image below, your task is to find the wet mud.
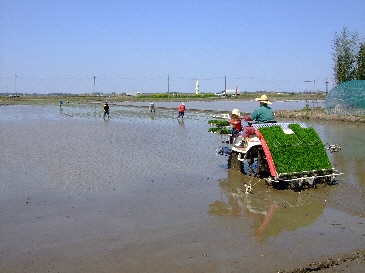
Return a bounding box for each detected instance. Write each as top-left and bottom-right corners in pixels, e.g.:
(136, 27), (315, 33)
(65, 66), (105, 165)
(275, 108), (365, 123)
(0, 104), (364, 272)
(279, 249), (365, 273)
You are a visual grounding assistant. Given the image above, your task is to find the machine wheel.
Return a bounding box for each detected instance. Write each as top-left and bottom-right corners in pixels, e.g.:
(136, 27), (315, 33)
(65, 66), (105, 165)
(246, 146), (270, 177)
(228, 151), (241, 171)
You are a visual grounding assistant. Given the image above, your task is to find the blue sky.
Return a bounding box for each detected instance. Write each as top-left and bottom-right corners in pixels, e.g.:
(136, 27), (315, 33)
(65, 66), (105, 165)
(1, 0), (364, 94)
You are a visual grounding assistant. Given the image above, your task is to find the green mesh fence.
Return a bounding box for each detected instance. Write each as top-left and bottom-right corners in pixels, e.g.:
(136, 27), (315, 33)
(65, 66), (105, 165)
(326, 80), (365, 116)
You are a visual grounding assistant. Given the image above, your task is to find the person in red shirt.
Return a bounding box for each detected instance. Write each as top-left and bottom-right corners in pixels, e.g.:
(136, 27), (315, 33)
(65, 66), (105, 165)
(230, 109), (242, 136)
(178, 102), (185, 118)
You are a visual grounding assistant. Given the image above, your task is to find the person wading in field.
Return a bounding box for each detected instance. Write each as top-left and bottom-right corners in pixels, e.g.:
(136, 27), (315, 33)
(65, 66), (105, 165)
(103, 102), (109, 118)
(178, 102), (185, 119)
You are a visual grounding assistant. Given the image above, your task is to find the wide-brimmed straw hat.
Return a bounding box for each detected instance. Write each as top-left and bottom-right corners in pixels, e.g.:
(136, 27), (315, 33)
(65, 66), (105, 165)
(231, 109), (240, 116)
(255, 94), (272, 104)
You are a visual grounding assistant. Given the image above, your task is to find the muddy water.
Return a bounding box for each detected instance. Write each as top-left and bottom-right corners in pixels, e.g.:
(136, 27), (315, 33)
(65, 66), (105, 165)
(0, 104), (364, 273)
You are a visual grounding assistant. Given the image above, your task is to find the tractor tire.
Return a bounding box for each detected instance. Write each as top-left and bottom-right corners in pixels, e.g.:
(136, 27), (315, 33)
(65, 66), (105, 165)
(228, 151), (241, 171)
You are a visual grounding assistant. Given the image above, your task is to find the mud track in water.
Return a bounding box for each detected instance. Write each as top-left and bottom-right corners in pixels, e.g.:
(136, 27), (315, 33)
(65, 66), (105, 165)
(279, 249), (365, 272)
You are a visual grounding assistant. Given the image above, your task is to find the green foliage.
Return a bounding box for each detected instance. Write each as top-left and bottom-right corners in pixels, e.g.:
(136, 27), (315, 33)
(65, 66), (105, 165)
(332, 27), (364, 84)
(259, 124), (332, 176)
(208, 119), (230, 126)
(137, 93), (169, 98)
(357, 41), (365, 80)
(137, 92), (218, 99)
(208, 127), (231, 134)
(194, 93), (219, 98)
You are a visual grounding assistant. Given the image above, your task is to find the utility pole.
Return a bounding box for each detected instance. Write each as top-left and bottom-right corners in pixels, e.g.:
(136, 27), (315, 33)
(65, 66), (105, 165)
(93, 76), (96, 93)
(168, 74), (170, 98)
(224, 75), (226, 93)
(15, 74), (17, 96)
(325, 79), (329, 96)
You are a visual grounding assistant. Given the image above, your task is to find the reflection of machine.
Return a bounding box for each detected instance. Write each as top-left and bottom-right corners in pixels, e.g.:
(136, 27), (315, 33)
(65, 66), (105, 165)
(209, 119), (342, 190)
(148, 103), (155, 112)
(208, 170), (326, 238)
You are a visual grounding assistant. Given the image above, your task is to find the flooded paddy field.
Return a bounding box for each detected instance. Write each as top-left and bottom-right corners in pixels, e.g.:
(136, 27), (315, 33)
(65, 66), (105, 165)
(118, 99), (325, 113)
(1, 103), (364, 273)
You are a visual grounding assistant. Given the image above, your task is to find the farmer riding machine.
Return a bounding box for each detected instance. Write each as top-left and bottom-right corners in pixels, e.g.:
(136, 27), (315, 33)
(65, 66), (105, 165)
(208, 115), (341, 190)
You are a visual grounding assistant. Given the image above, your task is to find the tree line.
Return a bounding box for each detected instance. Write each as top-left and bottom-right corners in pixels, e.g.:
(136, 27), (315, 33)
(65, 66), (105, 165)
(332, 27), (365, 84)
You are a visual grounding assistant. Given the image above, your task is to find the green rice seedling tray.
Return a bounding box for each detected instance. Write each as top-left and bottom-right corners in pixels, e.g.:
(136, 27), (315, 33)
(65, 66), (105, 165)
(208, 127), (231, 135)
(258, 124), (333, 178)
(208, 119), (230, 127)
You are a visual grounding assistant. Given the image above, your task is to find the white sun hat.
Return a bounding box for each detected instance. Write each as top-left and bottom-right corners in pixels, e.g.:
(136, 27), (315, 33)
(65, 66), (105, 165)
(231, 109), (240, 116)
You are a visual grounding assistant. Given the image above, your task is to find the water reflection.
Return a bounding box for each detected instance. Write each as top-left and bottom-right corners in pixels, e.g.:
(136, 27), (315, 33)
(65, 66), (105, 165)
(178, 119), (184, 127)
(209, 170), (326, 239)
(92, 102), (97, 117)
(310, 122), (365, 188)
(149, 112), (155, 122)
